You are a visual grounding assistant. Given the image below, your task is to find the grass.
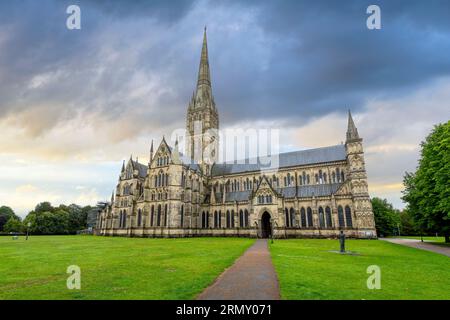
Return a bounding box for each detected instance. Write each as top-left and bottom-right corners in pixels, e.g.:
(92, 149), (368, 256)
(270, 239), (450, 300)
(0, 235), (254, 300)
(2, 236), (449, 300)
(388, 236), (450, 247)
(390, 236), (446, 243)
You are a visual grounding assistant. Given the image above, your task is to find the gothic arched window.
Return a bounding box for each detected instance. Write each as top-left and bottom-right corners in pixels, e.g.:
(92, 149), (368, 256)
(290, 208), (295, 228)
(226, 211), (231, 228)
(244, 209), (249, 227)
(231, 210), (235, 227)
(180, 205), (184, 228)
(157, 205), (161, 226)
(285, 208), (290, 227)
(325, 206), (332, 228)
(151, 205), (154, 226)
(307, 207), (313, 227)
(300, 207), (307, 228)
(239, 210), (244, 227)
(137, 209), (142, 227)
(318, 207), (325, 228)
(338, 205), (345, 228)
(214, 211), (218, 228)
(345, 206), (353, 228)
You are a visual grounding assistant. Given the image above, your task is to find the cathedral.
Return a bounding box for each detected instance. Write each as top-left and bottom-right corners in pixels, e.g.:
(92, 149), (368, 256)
(95, 29), (376, 239)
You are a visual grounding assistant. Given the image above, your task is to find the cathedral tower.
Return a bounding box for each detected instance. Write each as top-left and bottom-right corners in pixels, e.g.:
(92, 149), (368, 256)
(185, 28), (219, 175)
(345, 111), (375, 235)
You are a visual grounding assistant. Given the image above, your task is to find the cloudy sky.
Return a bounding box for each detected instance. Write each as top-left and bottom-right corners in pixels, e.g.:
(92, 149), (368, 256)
(0, 0), (449, 217)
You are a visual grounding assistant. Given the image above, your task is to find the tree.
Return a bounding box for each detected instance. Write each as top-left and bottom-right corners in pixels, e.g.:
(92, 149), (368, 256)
(23, 202), (91, 235)
(371, 197), (400, 237)
(3, 217), (23, 233)
(0, 206), (19, 232)
(34, 202), (54, 214)
(398, 209), (420, 236)
(23, 209), (69, 235)
(402, 121), (450, 243)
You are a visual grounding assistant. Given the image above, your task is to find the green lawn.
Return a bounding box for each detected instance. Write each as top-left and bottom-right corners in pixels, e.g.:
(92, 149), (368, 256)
(390, 236), (446, 243)
(0, 235), (254, 300)
(388, 236), (450, 247)
(270, 239), (450, 300)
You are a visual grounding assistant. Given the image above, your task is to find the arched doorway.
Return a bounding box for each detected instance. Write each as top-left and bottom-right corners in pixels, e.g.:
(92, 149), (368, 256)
(261, 212), (272, 238)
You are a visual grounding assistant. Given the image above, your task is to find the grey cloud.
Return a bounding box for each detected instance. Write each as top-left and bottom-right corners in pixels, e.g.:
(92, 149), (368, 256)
(0, 0), (449, 137)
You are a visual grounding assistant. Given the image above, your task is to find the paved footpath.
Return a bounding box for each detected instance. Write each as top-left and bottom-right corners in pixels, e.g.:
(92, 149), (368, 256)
(381, 238), (450, 257)
(197, 239), (280, 300)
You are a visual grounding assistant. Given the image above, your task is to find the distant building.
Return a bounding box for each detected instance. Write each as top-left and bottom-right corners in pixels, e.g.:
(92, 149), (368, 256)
(96, 30), (376, 239)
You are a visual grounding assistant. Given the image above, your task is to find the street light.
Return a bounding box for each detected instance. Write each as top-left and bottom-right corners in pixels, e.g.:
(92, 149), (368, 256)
(26, 222), (31, 240)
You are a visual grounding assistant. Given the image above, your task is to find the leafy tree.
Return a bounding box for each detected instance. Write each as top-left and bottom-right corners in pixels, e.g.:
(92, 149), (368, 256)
(0, 206), (19, 231)
(66, 204), (86, 233)
(23, 202), (91, 235)
(398, 209), (420, 236)
(34, 202), (54, 214)
(402, 121), (450, 243)
(371, 197), (401, 237)
(24, 210), (69, 235)
(3, 217), (23, 233)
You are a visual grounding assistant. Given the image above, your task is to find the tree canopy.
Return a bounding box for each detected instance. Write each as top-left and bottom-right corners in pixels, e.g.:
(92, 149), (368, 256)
(402, 120), (450, 242)
(0, 206), (20, 232)
(1, 202), (92, 235)
(371, 197), (400, 237)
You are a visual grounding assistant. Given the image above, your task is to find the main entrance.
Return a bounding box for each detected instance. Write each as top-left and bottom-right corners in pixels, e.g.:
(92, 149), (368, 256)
(261, 212), (272, 238)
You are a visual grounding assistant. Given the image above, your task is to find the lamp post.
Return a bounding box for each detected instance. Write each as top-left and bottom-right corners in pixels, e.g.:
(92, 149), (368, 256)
(26, 222), (31, 240)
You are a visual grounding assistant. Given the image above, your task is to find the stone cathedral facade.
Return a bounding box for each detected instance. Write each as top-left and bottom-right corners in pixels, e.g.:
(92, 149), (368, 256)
(96, 30), (376, 239)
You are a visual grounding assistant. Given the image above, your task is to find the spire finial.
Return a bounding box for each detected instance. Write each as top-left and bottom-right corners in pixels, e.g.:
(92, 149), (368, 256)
(149, 139), (154, 164)
(346, 109), (360, 142)
(197, 27), (211, 89)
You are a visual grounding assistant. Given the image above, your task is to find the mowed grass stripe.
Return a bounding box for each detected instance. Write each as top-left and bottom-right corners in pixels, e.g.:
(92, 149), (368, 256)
(0, 235), (255, 300)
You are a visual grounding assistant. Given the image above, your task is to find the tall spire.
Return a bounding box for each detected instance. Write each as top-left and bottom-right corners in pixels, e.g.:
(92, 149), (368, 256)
(346, 110), (360, 142)
(197, 26), (211, 89)
(190, 27), (214, 110)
